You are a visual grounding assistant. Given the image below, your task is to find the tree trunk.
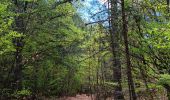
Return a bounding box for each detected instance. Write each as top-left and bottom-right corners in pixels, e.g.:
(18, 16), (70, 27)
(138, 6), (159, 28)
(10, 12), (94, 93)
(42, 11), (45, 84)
(121, 0), (137, 100)
(12, 0), (27, 90)
(109, 0), (125, 99)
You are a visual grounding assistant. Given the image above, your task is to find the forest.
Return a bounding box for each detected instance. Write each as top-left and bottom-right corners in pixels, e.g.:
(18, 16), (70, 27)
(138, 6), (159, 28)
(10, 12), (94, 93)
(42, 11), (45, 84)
(0, 0), (170, 100)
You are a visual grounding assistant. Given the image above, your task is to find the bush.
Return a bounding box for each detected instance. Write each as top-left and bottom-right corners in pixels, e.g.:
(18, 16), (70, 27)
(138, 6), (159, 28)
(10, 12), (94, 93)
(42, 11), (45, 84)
(13, 89), (32, 99)
(158, 74), (170, 86)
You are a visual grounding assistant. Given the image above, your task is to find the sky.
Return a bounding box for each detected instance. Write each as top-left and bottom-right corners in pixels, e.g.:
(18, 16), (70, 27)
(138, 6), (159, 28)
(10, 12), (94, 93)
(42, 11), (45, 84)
(78, 0), (108, 23)
(98, 0), (107, 4)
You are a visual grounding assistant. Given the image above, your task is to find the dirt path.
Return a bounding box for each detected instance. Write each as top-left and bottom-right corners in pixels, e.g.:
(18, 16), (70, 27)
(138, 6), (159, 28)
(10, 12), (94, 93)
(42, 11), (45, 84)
(58, 94), (95, 100)
(45, 94), (113, 100)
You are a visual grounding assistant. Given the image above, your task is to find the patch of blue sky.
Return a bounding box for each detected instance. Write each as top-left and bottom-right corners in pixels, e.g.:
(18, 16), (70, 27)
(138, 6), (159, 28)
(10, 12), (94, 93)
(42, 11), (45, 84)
(77, 0), (108, 24)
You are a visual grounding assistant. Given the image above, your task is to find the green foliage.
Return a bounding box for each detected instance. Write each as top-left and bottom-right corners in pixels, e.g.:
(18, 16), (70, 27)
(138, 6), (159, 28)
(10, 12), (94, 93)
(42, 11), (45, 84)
(0, 0), (88, 98)
(148, 83), (163, 90)
(12, 89), (32, 99)
(0, 88), (13, 99)
(158, 74), (170, 86)
(0, 0), (170, 99)
(0, 2), (18, 55)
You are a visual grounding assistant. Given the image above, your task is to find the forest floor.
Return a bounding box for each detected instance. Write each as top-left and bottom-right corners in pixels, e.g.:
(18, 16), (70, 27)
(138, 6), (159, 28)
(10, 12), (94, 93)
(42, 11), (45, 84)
(39, 94), (113, 100)
(58, 94), (94, 100)
(43, 93), (168, 100)
(45, 94), (112, 100)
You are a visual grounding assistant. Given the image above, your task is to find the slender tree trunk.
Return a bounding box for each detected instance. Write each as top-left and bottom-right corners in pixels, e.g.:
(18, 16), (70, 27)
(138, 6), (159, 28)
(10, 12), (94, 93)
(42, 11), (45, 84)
(167, 0), (169, 12)
(121, 0), (137, 100)
(14, 45), (23, 90)
(12, 0), (27, 90)
(109, 0), (125, 99)
(96, 48), (100, 100)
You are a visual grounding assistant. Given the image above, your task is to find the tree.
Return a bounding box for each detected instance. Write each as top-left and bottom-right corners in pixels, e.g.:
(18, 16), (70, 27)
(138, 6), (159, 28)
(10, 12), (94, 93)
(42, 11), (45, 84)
(109, 0), (125, 99)
(121, 0), (137, 99)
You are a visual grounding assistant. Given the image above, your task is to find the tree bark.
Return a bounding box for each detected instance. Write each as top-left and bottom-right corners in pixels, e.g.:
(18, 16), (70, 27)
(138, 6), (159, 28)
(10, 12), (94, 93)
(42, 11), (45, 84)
(12, 0), (26, 90)
(109, 0), (125, 99)
(121, 0), (137, 100)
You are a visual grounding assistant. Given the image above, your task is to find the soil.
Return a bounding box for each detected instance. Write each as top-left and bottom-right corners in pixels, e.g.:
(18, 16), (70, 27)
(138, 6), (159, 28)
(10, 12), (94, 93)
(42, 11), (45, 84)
(57, 94), (95, 100)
